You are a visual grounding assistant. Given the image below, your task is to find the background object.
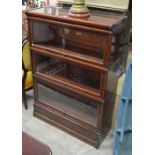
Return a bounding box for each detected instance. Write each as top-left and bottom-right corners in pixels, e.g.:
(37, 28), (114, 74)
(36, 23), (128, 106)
(22, 132), (52, 155)
(22, 10), (28, 36)
(58, 0), (129, 11)
(49, 0), (57, 6)
(22, 37), (33, 109)
(113, 62), (132, 155)
(69, 0), (90, 18)
(26, 0), (47, 9)
(22, 0), (26, 5)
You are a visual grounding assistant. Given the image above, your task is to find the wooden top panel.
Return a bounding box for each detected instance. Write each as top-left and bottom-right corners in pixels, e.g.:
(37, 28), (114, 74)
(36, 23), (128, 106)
(26, 6), (127, 31)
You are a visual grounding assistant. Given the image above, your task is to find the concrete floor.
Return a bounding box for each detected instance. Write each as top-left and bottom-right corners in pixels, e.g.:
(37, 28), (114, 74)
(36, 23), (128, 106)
(22, 91), (114, 155)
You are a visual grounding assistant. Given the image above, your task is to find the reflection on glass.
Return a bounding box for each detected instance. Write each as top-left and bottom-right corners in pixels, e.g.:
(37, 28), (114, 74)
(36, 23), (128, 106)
(36, 54), (101, 92)
(44, 6), (54, 14)
(37, 83), (98, 127)
(32, 21), (104, 60)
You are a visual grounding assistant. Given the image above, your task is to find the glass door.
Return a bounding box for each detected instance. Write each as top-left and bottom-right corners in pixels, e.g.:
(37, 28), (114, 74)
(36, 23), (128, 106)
(37, 82), (99, 127)
(34, 53), (104, 97)
(31, 20), (105, 65)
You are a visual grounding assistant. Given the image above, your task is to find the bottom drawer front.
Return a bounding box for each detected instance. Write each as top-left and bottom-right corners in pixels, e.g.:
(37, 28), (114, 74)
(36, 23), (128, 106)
(34, 103), (100, 146)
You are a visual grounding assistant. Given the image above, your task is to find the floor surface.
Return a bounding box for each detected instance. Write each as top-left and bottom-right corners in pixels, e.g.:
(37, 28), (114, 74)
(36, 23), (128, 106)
(22, 49), (131, 155)
(22, 91), (114, 155)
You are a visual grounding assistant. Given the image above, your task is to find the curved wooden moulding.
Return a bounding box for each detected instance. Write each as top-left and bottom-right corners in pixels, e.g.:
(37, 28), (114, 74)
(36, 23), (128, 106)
(68, 0), (90, 18)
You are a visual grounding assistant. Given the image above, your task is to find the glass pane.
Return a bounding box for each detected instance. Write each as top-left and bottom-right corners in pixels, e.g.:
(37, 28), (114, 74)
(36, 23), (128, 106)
(32, 21), (104, 62)
(37, 82), (98, 127)
(35, 54), (101, 94)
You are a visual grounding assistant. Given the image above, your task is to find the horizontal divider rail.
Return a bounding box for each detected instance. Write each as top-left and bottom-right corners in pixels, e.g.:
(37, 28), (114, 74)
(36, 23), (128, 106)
(31, 46), (108, 72)
(33, 74), (105, 104)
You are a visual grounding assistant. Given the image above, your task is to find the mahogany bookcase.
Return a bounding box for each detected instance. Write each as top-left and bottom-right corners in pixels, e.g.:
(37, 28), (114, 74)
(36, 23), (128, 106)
(26, 6), (128, 148)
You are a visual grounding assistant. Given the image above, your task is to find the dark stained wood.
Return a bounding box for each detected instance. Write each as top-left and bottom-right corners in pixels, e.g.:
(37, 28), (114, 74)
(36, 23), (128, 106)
(22, 132), (52, 155)
(31, 47), (107, 72)
(34, 74), (104, 104)
(117, 0), (132, 69)
(26, 6), (127, 31)
(22, 10), (28, 36)
(28, 16), (111, 34)
(34, 103), (104, 148)
(26, 5), (130, 148)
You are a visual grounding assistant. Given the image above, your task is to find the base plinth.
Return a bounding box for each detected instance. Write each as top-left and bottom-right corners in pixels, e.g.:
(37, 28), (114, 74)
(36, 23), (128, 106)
(68, 10), (90, 18)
